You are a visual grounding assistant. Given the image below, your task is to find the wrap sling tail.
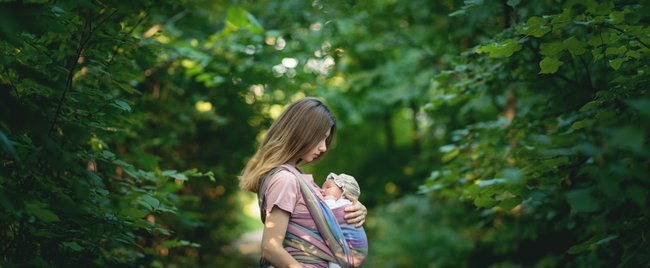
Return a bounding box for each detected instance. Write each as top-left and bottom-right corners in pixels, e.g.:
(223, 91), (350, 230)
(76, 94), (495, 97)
(257, 164), (353, 268)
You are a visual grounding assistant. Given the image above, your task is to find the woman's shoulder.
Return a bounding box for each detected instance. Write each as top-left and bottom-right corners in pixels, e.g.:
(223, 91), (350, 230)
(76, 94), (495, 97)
(267, 169), (299, 188)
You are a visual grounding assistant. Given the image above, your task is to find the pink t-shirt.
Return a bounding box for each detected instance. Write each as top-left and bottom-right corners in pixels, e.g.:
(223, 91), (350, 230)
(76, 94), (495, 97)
(264, 169), (328, 268)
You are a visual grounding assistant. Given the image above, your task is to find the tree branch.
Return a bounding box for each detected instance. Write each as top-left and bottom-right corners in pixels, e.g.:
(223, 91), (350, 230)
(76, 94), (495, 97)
(48, 9), (118, 137)
(599, 23), (650, 50)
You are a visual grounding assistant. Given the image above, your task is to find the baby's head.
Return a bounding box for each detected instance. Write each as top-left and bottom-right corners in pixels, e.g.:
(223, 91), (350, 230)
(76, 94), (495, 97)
(322, 173), (360, 200)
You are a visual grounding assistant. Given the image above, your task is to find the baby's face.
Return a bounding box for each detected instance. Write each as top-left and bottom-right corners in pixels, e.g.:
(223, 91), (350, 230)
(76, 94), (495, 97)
(321, 179), (343, 199)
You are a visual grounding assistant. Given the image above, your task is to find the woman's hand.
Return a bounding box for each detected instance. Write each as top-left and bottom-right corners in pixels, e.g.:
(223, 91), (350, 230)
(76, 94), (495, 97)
(344, 194), (367, 228)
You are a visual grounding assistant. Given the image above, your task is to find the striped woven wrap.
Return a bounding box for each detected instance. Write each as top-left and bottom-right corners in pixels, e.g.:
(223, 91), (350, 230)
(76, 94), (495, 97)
(258, 164), (361, 268)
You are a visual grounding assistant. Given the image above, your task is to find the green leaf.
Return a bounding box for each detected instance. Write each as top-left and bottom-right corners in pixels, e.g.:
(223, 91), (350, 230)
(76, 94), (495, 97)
(162, 170), (178, 177)
(487, 169), (524, 186)
(609, 126), (645, 150)
(626, 49), (641, 59)
(539, 57), (563, 74)
(112, 100), (132, 112)
(624, 98), (650, 116)
(85, 170), (104, 187)
(608, 58), (625, 70)
(181, 168), (215, 181)
(448, 9), (466, 17)
(521, 17), (550, 37)
(139, 194), (161, 210)
(568, 235), (619, 254)
(476, 39), (522, 58)
(196, 73), (226, 87)
(625, 185), (647, 207)
(506, 0), (521, 8)
(609, 11), (627, 24)
(440, 145), (459, 162)
(565, 188), (599, 213)
(62, 241), (84, 252)
(162, 169), (188, 180)
(564, 37), (586, 57)
(588, 1), (614, 15)
(51, 6), (65, 17)
(474, 195), (496, 208)
(101, 150), (115, 160)
(225, 6), (263, 34)
(605, 46), (627, 55)
(540, 41), (565, 56)
(26, 258), (48, 267)
(550, 9), (572, 29)
(0, 131), (18, 160)
(477, 178), (506, 187)
(121, 207), (147, 219)
(25, 201), (60, 222)
(160, 239), (201, 249)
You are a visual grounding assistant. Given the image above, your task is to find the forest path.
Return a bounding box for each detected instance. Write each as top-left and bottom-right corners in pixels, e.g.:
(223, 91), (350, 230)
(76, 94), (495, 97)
(234, 228), (263, 261)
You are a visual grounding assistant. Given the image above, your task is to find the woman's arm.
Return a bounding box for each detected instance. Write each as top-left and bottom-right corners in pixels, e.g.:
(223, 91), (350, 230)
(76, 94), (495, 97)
(261, 207), (304, 268)
(343, 194), (368, 228)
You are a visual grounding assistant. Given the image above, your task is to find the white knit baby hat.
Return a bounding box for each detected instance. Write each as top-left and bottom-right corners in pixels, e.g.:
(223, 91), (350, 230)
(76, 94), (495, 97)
(326, 173), (361, 199)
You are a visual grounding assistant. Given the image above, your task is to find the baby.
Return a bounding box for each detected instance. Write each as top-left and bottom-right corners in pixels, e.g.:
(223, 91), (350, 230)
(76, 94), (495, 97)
(321, 173), (367, 268)
(322, 173), (361, 208)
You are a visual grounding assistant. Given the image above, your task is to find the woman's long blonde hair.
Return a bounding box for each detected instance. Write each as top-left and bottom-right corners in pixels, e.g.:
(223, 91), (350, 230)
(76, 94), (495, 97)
(240, 97), (336, 193)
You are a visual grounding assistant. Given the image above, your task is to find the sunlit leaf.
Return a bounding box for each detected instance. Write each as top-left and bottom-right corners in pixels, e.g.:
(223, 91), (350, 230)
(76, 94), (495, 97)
(225, 6), (263, 34)
(539, 57), (563, 74)
(476, 39), (522, 58)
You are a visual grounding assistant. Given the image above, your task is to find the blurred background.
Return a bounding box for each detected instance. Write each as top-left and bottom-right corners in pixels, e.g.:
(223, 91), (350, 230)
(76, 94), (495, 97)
(1, 0), (649, 267)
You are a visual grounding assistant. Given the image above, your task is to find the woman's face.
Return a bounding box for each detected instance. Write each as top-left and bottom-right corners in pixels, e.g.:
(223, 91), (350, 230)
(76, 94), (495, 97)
(299, 128), (330, 163)
(321, 179), (343, 199)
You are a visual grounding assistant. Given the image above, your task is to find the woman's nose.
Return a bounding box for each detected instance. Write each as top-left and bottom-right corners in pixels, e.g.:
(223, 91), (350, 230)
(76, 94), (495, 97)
(319, 141), (327, 152)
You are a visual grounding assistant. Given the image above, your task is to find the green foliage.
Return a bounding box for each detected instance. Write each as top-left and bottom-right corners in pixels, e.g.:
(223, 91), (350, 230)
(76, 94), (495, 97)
(2, 0), (649, 267)
(0, 0), (265, 266)
(365, 195), (477, 267)
(414, 0), (650, 266)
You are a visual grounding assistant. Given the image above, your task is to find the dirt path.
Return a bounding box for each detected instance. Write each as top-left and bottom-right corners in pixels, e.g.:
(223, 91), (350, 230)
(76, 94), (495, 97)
(234, 228), (263, 261)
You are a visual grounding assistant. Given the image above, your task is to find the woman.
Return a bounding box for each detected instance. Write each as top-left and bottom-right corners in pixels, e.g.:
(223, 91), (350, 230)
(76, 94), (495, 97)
(240, 97), (367, 267)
